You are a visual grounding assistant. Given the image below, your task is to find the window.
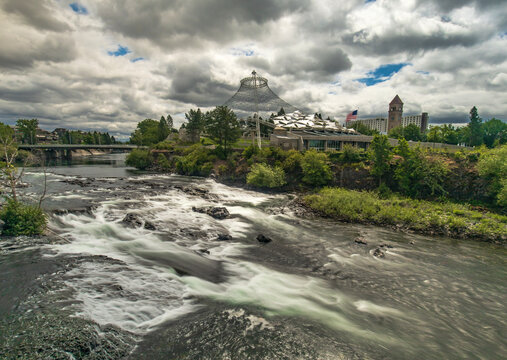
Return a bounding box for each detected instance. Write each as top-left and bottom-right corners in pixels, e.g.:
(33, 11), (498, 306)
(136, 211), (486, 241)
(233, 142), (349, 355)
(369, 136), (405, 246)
(308, 140), (325, 151)
(327, 140), (341, 150)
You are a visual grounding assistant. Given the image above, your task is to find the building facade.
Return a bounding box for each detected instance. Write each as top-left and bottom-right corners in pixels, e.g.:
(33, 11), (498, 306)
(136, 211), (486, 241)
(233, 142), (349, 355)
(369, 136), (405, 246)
(348, 95), (429, 134)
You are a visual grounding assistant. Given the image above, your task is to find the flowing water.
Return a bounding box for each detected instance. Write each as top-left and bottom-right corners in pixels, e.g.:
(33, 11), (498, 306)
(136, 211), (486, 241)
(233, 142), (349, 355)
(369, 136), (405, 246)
(0, 153), (506, 359)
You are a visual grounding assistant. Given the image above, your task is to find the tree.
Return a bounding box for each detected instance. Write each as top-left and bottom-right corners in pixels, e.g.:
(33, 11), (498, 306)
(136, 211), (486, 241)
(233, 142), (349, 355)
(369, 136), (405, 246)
(185, 108), (205, 143)
(0, 123), (20, 201)
(204, 106), (241, 154)
(388, 124), (422, 141)
(468, 106), (483, 146)
(277, 107), (285, 116)
(368, 134), (392, 186)
(301, 149), (332, 186)
(482, 118), (507, 148)
(166, 114), (174, 130)
(129, 119), (160, 146)
(158, 116), (170, 142)
(16, 119), (38, 144)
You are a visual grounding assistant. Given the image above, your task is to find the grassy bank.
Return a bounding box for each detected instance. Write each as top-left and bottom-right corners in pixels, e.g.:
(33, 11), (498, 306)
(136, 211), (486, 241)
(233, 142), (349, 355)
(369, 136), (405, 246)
(304, 188), (507, 243)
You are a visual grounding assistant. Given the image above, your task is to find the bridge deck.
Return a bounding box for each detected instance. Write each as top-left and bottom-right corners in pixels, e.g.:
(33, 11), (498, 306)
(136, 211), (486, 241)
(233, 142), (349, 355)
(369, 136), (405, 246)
(18, 144), (146, 150)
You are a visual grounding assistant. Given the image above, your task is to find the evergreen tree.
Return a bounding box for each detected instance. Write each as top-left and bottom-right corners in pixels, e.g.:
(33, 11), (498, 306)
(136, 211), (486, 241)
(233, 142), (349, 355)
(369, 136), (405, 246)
(166, 114), (174, 129)
(468, 106), (483, 146)
(368, 134), (392, 186)
(204, 106), (241, 155)
(185, 108), (205, 142)
(277, 107), (285, 116)
(158, 116), (170, 141)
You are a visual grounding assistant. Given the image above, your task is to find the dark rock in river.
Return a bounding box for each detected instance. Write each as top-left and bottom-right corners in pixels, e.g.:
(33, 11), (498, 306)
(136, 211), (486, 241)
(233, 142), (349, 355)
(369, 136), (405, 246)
(373, 248), (385, 258)
(122, 213), (156, 230)
(256, 234), (272, 243)
(61, 178), (93, 187)
(144, 221), (157, 231)
(354, 237), (368, 245)
(192, 206), (230, 220)
(379, 243), (393, 248)
(175, 185), (214, 199)
(217, 234), (232, 241)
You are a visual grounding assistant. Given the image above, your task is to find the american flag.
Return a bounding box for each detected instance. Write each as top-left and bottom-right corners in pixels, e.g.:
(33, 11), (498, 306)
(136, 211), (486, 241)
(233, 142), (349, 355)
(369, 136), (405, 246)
(345, 110), (358, 123)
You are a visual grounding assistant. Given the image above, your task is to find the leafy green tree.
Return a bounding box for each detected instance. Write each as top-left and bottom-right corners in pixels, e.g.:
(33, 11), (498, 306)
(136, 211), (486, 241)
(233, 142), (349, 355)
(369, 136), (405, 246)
(158, 116), (170, 142)
(301, 149), (332, 186)
(130, 119), (160, 146)
(389, 124), (422, 141)
(185, 108), (205, 143)
(348, 121), (379, 136)
(16, 119), (38, 144)
(204, 106), (241, 155)
(368, 134), (392, 186)
(482, 118), (507, 148)
(247, 163), (286, 188)
(468, 106), (483, 146)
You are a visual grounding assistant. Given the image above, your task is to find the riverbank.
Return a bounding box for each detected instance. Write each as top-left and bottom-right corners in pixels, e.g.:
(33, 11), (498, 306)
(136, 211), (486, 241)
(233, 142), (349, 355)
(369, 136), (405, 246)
(302, 187), (507, 244)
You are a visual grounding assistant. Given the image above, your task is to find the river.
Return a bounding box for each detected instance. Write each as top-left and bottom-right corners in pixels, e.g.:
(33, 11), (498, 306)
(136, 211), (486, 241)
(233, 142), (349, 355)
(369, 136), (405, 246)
(0, 153), (506, 359)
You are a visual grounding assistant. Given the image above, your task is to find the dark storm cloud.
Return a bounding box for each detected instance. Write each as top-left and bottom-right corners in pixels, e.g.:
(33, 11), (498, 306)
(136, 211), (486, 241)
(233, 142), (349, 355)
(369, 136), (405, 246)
(343, 28), (490, 56)
(1, 0), (70, 32)
(167, 63), (237, 106)
(421, 0), (503, 12)
(94, 0), (310, 48)
(241, 45), (352, 82)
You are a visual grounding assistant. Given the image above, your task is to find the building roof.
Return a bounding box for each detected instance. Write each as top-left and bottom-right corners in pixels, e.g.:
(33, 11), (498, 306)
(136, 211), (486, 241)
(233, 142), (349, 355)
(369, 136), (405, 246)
(389, 95), (403, 105)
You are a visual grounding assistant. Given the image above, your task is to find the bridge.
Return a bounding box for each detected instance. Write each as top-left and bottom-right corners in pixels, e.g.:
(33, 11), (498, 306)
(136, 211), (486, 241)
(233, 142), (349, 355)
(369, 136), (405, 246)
(18, 144), (146, 150)
(18, 144), (146, 161)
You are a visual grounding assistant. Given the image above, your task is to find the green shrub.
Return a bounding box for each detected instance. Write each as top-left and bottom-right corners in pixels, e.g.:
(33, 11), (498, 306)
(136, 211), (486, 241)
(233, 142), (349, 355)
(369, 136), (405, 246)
(301, 150), (332, 186)
(157, 153), (171, 171)
(200, 162), (214, 176)
(152, 141), (174, 151)
(0, 200), (47, 236)
(125, 149), (152, 170)
(175, 145), (214, 176)
(282, 150), (303, 175)
(246, 163), (286, 188)
(340, 145), (363, 163)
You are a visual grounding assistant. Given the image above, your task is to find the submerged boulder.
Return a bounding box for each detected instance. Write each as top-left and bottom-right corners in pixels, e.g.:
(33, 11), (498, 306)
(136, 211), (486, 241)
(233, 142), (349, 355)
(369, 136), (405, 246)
(192, 206), (230, 220)
(354, 237), (368, 245)
(122, 213), (156, 230)
(217, 234), (232, 241)
(373, 248), (385, 258)
(256, 234), (272, 243)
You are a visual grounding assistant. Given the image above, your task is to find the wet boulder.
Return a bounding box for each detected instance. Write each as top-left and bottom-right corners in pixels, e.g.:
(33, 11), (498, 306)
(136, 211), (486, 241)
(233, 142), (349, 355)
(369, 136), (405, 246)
(143, 221), (157, 231)
(122, 213), (143, 227)
(217, 234), (232, 241)
(192, 206), (230, 220)
(373, 248), (385, 258)
(354, 237), (368, 245)
(256, 234), (272, 243)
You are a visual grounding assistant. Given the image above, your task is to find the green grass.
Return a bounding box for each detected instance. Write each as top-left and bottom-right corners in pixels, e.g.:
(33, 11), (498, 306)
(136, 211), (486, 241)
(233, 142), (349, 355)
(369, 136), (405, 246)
(304, 188), (507, 242)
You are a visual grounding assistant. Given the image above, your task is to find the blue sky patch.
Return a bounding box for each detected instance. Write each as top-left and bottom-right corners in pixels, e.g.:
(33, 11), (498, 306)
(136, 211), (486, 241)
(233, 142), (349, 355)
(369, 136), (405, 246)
(108, 45), (132, 57)
(417, 70), (430, 75)
(365, 0), (376, 3)
(231, 48), (254, 56)
(357, 63), (410, 86)
(69, 3), (88, 15)
(131, 57), (145, 63)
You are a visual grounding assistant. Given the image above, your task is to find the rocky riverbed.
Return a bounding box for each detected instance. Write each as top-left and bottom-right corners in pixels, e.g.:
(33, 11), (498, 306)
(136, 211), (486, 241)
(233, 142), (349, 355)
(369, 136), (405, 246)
(1, 154), (506, 359)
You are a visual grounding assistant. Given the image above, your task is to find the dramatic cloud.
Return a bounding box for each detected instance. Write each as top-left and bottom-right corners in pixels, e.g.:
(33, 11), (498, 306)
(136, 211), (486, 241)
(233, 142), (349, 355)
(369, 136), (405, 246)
(0, 0), (505, 139)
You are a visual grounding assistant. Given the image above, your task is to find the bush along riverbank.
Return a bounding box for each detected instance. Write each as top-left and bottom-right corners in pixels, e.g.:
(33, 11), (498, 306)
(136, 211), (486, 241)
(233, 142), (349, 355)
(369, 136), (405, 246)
(126, 136), (507, 243)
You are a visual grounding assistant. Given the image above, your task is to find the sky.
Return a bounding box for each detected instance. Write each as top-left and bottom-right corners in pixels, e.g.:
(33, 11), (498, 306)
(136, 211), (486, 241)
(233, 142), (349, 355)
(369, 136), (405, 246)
(0, 0), (506, 139)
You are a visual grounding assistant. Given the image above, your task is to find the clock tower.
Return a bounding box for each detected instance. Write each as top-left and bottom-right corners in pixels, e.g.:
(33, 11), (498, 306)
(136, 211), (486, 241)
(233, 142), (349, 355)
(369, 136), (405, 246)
(388, 95), (403, 132)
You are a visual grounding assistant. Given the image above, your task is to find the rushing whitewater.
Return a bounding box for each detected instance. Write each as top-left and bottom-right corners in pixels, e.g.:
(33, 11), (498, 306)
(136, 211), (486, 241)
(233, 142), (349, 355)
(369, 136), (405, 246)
(0, 154), (505, 359)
